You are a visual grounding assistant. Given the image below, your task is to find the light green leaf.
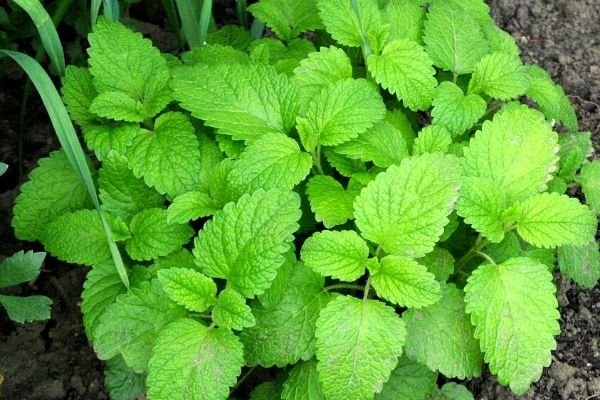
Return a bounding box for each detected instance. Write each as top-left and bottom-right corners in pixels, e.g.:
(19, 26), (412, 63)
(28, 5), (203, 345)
(90, 91), (148, 122)
(368, 256), (441, 308)
(435, 383), (475, 400)
(423, 2), (489, 75)
(431, 81), (487, 136)
(157, 268), (217, 312)
(576, 160), (600, 213)
(301, 230), (369, 282)
(240, 261), (331, 367)
(94, 280), (187, 372)
(403, 284), (482, 379)
(323, 150), (367, 178)
(382, 0), (425, 44)
(172, 63), (298, 141)
(558, 241), (600, 289)
(104, 355), (146, 400)
(335, 120), (409, 168)
(376, 356), (438, 400)
(468, 52), (529, 100)
(126, 208), (194, 262)
(127, 112), (201, 198)
(462, 105), (559, 204)
(464, 258), (560, 394)
(166, 191), (218, 224)
(82, 123), (141, 162)
(61, 66), (97, 126)
(432, 0), (491, 25)
(150, 248), (197, 275)
(413, 125), (452, 155)
(282, 359), (325, 400)
(315, 296), (406, 400)
(99, 151), (164, 222)
(207, 25), (253, 50)
(0, 250), (45, 289)
(511, 192), (596, 248)
(317, 0), (384, 48)
(368, 39), (437, 111)
(296, 78), (386, 152)
(417, 247), (455, 282)
(88, 19), (171, 118)
(229, 133), (312, 195)
(12, 150), (90, 241)
(182, 44), (250, 66)
(558, 132), (592, 181)
(0, 294), (52, 324)
(212, 288), (255, 330)
(147, 319), (244, 400)
(354, 153), (461, 258)
(482, 23), (519, 57)
(248, 0), (322, 41)
(194, 189), (301, 298)
(306, 175), (359, 228)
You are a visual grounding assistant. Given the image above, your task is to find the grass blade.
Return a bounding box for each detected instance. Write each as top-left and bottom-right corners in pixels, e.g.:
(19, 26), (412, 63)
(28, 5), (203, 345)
(198, 0), (213, 45)
(0, 50), (129, 288)
(175, 0), (201, 48)
(0, 162), (7, 177)
(250, 18), (265, 39)
(161, 0), (184, 48)
(236, 0), (247, 28)
(91, 0), (120, 26)
(12, 0), (65, 76)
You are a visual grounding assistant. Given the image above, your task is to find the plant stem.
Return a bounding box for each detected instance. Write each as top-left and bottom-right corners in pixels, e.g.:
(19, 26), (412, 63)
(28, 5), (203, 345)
(312, 145), (324, 175)
(324, 283), (365, 292)
(363, 275), (372, 301)
(454, 235), (489, 275)
(350, 0), (372, 70)
(231, 366), (257, 393)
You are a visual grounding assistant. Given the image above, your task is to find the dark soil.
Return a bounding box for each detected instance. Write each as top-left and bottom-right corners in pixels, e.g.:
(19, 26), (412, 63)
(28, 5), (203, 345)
(0, 1), (599, 399)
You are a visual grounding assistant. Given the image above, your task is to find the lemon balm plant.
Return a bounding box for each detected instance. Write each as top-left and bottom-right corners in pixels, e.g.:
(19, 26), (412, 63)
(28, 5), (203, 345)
(10, 0), (600, 399)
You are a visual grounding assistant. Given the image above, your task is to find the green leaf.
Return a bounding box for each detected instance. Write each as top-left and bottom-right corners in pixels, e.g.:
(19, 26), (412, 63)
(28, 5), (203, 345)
(182, 44), (250, 66)
(558, 132), (592, 181)
(167, 191), (218, 224)
(335, 120), (409, 168)
(126, 208), (194, 262)
(375, 356), (437, 400)
(251, 382), (282, 400)
(317, 0), (384, 48)
(61, 66), (97, 126)
(432, 0), (491, 25)
(423, 2), (489, 75)
(99, 151), (164, 222)
(368, 39), (437, 111)
(150, 248), (197, 274)
(482, 23), (520, 57)
(127, 112), (201, 198)
(207, 25), (253, 50)
(12, 150), (90, 241)
(81, 262), (127, 339)
(403, 284), (483, 379)
(157, 268), (217, 312)
(306, 175), (360, 228)
(240, 261), (331, 367)
(576, 161), (600, 213)
(282, 359), (325, 400)
(435, 383), (475, 400)
(172, 63), (298, 141)
(417, 247), (455, 282)
(0, 250), (45, 289)
(382, 0), (425, 44)
(558, 241), (600, 289)
(292, 46), (353, 110)
(212, 287), (255, 330)
(0, 294), (52, 324)
(465, 258), (560, 394)
(82, 123), (141, 162)
(88, 19), (171, 119)
(194, 189), (301, 298)
(147, 319), (244, 400)
(229, 133), (312, 195)
(248, 0), (322, 41)
(94, 280), (187, 372)
(315, 296), (406, 400)
(412, 125), (452, 155)
(468, 52), (529, 100)
(368, 256), (441, 308)
(354, 153), (461, 258)
(104, 355), (146, 400)
(296, 78), (386, 152)
(301, 230), (369, 282)
(511, 192), (596, 248)
(462, 105), (559, 204)
(90, 91), (148, 122)
(431, 81), (487, 136)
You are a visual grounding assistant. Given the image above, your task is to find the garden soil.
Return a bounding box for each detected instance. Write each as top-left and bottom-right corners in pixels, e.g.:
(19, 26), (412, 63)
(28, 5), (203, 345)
(0, 1), (599, 399)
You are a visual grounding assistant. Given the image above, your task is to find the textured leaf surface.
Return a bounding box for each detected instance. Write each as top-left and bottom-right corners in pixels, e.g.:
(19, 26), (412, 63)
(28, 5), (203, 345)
(240, 262), (331, 367)
(127, 112), (201, 197)
(403, 284), (482, 379)
(462, 105), (559, 204)
(376, 356), (437, 400)
(82, 123), (141, 161)
(301, 230), (369, 282)
(413, 125), (452, 155)
(157, 268), (217, 312)
(194, 189), (301, 298)
(94, 280), (187, 372)
(368, 256), (441, 308)
(368, 39), (437, 111)
(90, 91), (148, 122)
(431, 81), (486, 136)
(172, 63), (298, 141)
(282, 359), (325, 400)
(0, 251), (45, 289)
(317, 0), (382, 48)
(315, 296), (406, 400)
(423, 2), (489, 75)
(383, 0), (425, 44)
(558, 132), (592, 180)
(61, 66), (97, 125)
(576, 161), (600, 213)
(436, 383), (475, 400)
(464, 258), (560, 394)
(147, 319), (244, 400)
(417, 247), (455, 282)
(126, 208), (194, 261)
(512, 192), (596, 248)
(468, 52), (529, 100)
(306, 175), (360, 228)
(104, 355), (145, 400)
(166, 191), (218, 224)
(296, 78), (386, 151)
(354, 153), (461, 258)
(558, 241), (600, 289)
(12, 151), (90, 241)
(248, 0), (322, 41)
(0, 295), (52, 323)
(212, 288), (255, 330)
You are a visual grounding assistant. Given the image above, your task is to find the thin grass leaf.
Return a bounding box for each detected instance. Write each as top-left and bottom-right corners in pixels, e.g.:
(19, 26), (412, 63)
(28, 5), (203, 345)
(12, 0), (65, 76)
(161, 0), (184, 47)
(198, 0), (213, 45)
(236, 0), (247, 28)
(91, 0), (120, 26)
(175, 0), (202, 48)
(0, 50), (129, 288)
(250, 18), (265, 39)
(0, 162), (7, 176)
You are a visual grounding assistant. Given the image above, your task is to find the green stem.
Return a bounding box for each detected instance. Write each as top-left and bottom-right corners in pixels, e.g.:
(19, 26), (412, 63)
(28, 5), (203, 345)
(312, 145), (324, 175)
(475, 250), (497, 266)
(231, 366), (257, 393)
(324, 283), (366, 292)
(363, 275), (372, 301)
(350, 0), (372, 70)
(454, 235), (489, 275)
